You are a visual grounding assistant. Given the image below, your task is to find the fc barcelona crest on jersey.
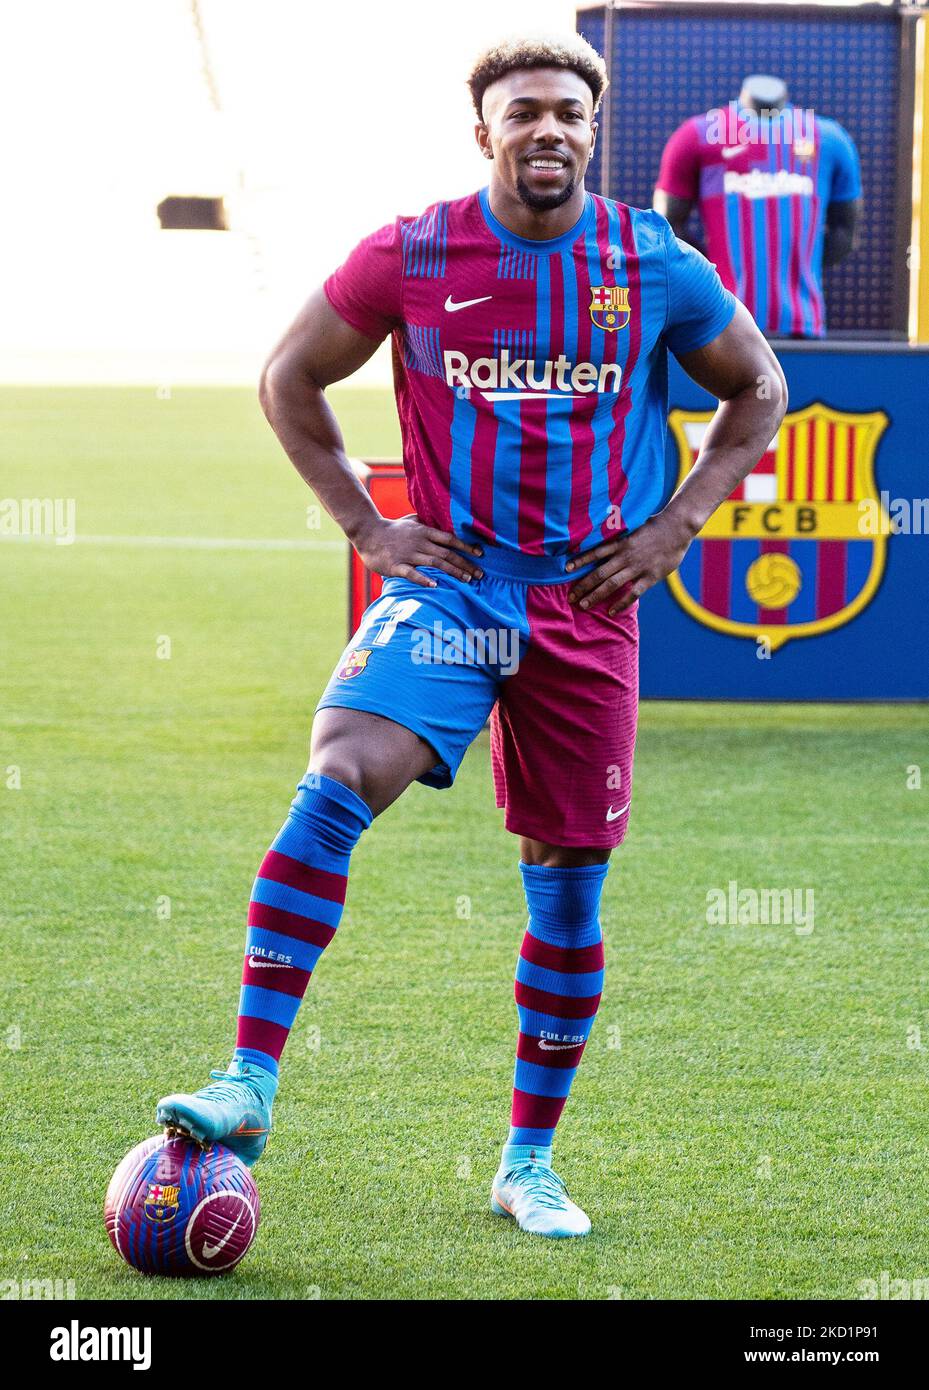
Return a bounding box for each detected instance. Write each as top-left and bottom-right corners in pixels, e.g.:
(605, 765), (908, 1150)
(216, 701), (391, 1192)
(337, 647), (371, 679)
(667, 404), (891, 650)
(589, 285), (631, 332)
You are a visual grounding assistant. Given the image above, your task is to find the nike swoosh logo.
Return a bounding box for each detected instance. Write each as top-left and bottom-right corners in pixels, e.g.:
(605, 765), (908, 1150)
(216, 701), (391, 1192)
(721, 146), (745, 159)
(606, 801), (631, 822)
(248, 958), (291, 968)
(538, 1039), (580, 1051)
(444, 294), (492, 312)
(201, 1213), (244, 1260)
(492, 1187), (515, 1216)
(234, 1121), (268, 1136)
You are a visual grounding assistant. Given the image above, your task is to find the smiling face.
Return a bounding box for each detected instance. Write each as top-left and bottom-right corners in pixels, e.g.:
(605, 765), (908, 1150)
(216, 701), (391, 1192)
(476, 66), (598, 213)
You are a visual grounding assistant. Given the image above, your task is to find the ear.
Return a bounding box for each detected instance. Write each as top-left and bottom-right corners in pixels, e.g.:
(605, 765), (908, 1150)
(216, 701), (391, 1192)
(475, 122), (493, 159)
(588, 118), (599, 157)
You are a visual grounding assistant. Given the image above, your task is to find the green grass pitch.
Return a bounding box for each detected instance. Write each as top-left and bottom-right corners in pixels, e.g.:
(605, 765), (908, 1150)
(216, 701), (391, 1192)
(2, 385), (927, 1300)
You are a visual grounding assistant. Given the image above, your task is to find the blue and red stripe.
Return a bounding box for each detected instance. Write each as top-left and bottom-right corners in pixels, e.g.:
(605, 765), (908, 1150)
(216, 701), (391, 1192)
(234, 775), (371, 1073)
(509, 863), (608, 1148)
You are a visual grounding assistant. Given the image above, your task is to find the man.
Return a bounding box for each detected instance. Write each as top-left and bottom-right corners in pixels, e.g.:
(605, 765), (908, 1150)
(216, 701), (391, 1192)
(654, 74), (862, 338)
(157, 33), (786, 1238)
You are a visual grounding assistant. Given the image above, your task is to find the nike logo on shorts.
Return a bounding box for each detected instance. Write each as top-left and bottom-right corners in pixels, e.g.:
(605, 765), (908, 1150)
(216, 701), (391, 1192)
(605, 801), (631, 822)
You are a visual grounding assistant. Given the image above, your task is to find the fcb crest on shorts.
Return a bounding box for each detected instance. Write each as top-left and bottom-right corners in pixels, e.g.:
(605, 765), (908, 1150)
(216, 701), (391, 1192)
(589, 284), (631, 332)
(667, 403), (891, 650)
(337, 647), (371, 679)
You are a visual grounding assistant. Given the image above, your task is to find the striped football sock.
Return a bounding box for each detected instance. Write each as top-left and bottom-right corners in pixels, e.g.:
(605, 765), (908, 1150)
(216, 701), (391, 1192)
(502, 861), (608, 1168)
(233, 772), (372, 1076)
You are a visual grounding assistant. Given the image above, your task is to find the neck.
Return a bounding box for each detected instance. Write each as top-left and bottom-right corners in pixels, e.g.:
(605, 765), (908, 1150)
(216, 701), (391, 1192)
(740, 98), (787, 116)
(487, 176), (588, 241)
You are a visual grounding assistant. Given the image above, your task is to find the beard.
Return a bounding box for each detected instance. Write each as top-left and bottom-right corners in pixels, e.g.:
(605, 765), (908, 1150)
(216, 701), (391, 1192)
(514, 171), (577, 213)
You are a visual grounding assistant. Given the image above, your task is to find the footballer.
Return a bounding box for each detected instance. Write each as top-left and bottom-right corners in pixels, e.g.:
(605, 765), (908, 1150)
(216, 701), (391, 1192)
(157, 33), (786, 1238)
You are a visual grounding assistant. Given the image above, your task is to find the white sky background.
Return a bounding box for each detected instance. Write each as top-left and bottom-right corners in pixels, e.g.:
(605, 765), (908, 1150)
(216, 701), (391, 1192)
(0, 0), (888, 385)
(1, 0), (576, 384)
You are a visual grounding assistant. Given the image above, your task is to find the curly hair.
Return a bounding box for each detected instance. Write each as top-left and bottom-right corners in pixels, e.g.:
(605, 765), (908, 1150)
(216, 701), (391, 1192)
(466, 32), (609, 121)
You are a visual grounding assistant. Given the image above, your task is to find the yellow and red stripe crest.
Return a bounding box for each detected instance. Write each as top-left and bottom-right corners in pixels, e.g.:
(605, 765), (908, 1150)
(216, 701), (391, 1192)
(666, 403), (890, 650)
(589, 284), (631, 332)
(336, 647), (372, 679)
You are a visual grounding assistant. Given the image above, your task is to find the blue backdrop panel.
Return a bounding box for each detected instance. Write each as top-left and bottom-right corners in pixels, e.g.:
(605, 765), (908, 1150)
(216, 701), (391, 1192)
(578, 3), (901, 334)
(639, 347), (929, 700)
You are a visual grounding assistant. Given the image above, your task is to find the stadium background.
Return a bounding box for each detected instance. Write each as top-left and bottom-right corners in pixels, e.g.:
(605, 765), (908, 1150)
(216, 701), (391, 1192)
(2, 0), (927, 1303)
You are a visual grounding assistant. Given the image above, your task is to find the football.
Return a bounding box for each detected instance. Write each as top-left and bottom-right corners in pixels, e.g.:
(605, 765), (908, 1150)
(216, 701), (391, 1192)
(104, 1135), (259, 1277)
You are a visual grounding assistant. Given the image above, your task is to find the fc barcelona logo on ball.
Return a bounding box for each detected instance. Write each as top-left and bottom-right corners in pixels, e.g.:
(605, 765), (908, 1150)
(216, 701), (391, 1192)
(666, 404), (891, 650)
(143, 1182), (180, 1224)
(589, 284), (631, 332)
(337, 647), (371, 679)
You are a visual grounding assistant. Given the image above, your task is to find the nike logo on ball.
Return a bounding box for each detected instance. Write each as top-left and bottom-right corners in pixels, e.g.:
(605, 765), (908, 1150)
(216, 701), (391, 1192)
(201, 1213), (244, 1259)
(444, 294), (492, 312)
(605, 801), (631, 822)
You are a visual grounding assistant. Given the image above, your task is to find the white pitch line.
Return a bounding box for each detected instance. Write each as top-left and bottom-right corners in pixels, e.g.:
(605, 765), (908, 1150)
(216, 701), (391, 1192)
(0, 533), (344, 551)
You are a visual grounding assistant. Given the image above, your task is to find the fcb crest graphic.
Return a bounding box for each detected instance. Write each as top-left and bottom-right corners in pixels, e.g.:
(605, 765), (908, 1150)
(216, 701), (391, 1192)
(667, 403), (891, 650)
(337, 647), (371, 679)
(589, 285), (631, 332)
(143, 1182), (180, 1224)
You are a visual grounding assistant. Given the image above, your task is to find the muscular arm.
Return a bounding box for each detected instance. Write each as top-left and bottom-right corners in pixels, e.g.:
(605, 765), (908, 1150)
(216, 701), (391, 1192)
(661, 300), (788, 539)
(259, 290), (482, 584)
(259, 288), (390, 545)
(566, 302), (788, 613)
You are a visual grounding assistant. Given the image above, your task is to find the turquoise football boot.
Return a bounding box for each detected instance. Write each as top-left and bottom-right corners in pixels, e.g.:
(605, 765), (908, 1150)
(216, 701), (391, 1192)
(491, 1158), (591, 1237)
(156, 1057), (277, 1167)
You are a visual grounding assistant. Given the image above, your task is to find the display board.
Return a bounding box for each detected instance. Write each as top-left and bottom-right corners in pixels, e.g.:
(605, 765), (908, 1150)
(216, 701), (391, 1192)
(578, 1), (909, 335)
(640, 345), (929, 699)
